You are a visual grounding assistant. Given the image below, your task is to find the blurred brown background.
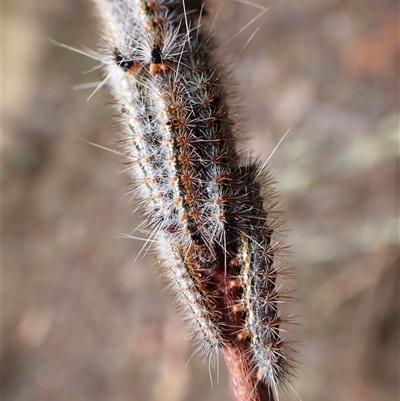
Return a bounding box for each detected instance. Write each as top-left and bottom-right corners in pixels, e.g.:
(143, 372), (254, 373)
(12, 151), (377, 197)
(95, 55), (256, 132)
(3, 0), (399, 400)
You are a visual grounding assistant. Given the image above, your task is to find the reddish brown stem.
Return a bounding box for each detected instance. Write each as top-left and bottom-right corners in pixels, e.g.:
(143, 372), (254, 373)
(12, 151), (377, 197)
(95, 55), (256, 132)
(205, 266), (275, 401)
(223, 344), (274, 401)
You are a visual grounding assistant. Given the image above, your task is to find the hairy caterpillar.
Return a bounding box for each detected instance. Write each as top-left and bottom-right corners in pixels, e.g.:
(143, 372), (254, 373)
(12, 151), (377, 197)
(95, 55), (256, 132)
(88, 0), (295, 399)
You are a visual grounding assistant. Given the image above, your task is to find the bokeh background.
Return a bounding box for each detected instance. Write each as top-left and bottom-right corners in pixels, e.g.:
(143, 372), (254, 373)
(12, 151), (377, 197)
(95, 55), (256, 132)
(3, 0), (399, 400)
